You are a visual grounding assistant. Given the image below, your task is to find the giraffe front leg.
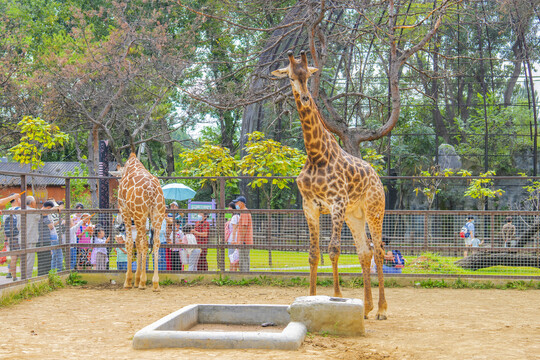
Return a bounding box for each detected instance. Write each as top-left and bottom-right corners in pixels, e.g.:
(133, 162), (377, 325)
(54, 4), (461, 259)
(329, 206), (345, 298)
(304, 202), (320, 296)
(308, 236), (320, 297)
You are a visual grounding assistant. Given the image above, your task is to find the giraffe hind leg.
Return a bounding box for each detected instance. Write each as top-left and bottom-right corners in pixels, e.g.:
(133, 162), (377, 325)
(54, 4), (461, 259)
(137, 223), (149, 290)
(151, 218), (162, 291)
(366, 208), (387, 320)
(345, 211), (374, 318)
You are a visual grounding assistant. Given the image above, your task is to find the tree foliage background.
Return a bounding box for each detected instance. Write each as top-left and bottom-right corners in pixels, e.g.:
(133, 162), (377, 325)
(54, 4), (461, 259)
(1, 0), (539, 209)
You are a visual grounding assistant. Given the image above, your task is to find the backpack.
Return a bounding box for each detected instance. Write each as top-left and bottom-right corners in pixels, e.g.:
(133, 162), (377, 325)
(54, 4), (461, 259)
(4, 210), (19, 240)
(459, 225), (468, 238)
(392, 250), (405, 268)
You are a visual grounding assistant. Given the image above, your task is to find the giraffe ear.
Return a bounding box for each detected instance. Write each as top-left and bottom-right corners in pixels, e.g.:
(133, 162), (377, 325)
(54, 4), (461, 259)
(307, 67), (319, 76)
(109, 164), (124, 177)
(271, 67), (289, 79)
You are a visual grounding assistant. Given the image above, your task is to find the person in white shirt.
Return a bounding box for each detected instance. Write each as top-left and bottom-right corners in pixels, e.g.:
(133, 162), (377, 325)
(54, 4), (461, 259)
(169, 219), (183, 271)
(226, 202), (240, 271)
(181, 224), (201, 271)
(90, 227), (110, 270)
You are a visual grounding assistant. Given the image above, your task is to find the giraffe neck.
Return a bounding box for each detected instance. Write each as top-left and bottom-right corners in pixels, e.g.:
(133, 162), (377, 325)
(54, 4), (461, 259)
(125, 153), (145, 172)
(293, 91), (340, 161)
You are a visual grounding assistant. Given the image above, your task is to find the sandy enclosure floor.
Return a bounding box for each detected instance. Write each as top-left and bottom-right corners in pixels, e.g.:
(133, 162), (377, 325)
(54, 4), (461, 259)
(1, 285), (539, 360)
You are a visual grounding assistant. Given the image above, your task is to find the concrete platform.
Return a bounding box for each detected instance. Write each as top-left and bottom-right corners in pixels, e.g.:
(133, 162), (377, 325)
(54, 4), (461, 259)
(288, 296), (365, 336)
(132, 304), (307, 350)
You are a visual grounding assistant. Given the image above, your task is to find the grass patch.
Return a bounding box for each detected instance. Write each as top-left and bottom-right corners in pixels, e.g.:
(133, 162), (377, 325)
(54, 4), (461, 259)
(413, 277), (540, 290)
(66, 272), (87, 286)
(205, 275), (405, 289)
(192, 249), (540, 277)
(114, 249), (539, 278)
(0, 270), (64, 308)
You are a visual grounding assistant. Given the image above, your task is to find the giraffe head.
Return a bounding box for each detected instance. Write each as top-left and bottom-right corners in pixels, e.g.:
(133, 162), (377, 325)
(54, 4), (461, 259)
(271, 50), (318, 107)
(109, 153), (137, 177)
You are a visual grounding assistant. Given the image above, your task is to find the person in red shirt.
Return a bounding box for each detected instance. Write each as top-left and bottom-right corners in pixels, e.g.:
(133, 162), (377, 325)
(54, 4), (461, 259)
(233, 196), (253, 272)
(193, 212), (210, 271)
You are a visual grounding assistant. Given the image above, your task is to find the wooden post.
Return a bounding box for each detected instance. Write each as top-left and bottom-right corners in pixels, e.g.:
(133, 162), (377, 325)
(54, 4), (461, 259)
(267, 212), (272, 267)
(424, 213), (429, 252)
(65, 178), (71, 271)
(218, 178), (226, 271)
(20, 175), (27, 280)
(490, 213), (495, 248)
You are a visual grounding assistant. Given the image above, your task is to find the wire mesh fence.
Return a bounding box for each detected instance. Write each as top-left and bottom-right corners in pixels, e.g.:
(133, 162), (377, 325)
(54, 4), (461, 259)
(1, 172), (539, 289)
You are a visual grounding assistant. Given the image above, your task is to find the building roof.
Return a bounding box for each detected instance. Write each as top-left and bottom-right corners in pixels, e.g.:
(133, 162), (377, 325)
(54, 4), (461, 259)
(0, 162), (85, 186)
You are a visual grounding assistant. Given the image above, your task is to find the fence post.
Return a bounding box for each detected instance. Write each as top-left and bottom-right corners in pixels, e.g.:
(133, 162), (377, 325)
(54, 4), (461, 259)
(217, 178), (226, 271)
(65, 178), (71, 271)
(267, 212), (272, 267)
(423, 213), (429, 252)
(20, 175), (27, 280)
(490, 213), (495, 248)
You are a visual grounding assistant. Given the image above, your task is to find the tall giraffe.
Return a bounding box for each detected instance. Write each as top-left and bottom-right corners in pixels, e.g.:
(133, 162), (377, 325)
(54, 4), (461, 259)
(272, 51), (387, 319)
(117, 153), (165, 291)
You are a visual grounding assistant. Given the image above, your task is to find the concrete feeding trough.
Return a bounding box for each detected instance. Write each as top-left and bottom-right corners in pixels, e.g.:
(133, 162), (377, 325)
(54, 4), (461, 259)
(133, 296), (364, 350)
(132, 304), (307, 350)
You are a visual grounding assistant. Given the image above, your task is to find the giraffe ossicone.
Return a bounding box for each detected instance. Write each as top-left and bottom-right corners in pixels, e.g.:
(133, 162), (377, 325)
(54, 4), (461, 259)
(272, 50), (388, 320)
(117, 153), (166, 291)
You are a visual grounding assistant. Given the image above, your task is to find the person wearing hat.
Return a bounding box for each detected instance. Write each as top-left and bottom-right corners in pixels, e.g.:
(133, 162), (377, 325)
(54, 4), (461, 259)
(502, 216), (516, 248)
(463, 216), (475, 257)
(232, 196), (253, 272)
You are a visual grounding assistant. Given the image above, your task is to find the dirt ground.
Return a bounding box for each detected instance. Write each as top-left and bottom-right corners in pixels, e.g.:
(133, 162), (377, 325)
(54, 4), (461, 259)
(1, 284), (539, 360)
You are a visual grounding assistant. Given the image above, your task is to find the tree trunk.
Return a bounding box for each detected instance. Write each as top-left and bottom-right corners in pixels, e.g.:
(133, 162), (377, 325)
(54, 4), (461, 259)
(240, 4), (307, 152)
(455, 251), (540, 271)
(516, 219), (540, 248)
(87, 126), (99, 208)
(159, 118), (175, 176)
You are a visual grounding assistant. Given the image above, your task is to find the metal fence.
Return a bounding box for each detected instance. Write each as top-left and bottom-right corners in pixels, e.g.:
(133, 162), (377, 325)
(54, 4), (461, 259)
(1, 172), (539, 289)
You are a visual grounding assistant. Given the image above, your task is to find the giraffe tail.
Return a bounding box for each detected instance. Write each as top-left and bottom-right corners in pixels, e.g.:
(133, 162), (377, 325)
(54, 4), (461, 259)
(148, 229), (154, 253)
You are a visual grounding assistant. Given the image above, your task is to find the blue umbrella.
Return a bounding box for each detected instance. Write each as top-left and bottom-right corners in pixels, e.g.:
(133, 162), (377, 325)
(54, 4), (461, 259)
(162, 183), (196, 201)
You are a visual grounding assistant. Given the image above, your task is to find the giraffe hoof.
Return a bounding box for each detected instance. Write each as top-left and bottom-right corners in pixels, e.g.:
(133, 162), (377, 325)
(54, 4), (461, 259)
(376, 313), (387, 320)
(152, 286), (160, 292)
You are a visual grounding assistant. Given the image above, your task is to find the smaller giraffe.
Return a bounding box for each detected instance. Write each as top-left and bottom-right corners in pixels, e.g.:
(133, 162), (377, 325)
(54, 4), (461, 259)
(116, 153), (165, 291)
